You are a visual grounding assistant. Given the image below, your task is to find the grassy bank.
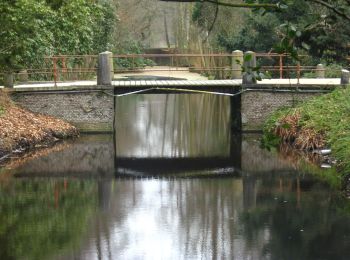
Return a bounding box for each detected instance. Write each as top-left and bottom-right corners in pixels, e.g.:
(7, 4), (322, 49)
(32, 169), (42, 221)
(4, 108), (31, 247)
(0, 90), (79, 160)
(263, 86), (350, 176)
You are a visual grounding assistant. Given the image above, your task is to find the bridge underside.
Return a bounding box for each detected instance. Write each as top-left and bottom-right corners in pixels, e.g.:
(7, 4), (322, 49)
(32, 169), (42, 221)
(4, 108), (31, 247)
(112, 79), (241, 95)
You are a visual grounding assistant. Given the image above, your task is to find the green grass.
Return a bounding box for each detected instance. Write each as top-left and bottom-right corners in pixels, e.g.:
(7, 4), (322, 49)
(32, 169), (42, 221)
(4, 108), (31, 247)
(264, 85), (350, 176)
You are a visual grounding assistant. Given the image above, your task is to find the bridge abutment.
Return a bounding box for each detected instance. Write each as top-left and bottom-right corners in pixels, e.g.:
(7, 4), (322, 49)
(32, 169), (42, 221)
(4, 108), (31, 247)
(11, 86), (115, 133)
(240, 85), (329, 132)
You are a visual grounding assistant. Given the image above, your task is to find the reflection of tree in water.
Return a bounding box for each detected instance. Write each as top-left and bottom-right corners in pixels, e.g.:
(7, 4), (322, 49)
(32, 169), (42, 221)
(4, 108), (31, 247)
(239, 176), (350, 260)
(0, 179), (97, 260)
(84, 179), (266, 259)
(50, 177), (350, 259)
(169, 179), (246, 259)
(79, 180), (146, 259)
(115, 94), (231, 157)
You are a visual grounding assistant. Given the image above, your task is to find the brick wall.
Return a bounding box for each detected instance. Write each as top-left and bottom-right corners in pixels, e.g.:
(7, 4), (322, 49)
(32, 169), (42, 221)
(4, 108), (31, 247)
(12, 89), (114, 133)
(10, 85), (329, 133)
(241, 90), (321, 131)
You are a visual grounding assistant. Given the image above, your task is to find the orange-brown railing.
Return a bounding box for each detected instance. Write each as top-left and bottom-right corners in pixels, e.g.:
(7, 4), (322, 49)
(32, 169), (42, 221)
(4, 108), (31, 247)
(0, 53), (347, 86)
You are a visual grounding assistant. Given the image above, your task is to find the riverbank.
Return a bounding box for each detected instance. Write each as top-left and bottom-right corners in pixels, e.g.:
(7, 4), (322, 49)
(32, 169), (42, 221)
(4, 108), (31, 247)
(263, 85), (350, 181)
(0, 90), (79, 161)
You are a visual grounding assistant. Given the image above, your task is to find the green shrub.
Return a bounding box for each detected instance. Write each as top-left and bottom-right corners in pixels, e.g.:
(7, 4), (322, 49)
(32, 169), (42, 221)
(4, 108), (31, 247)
(325, 64), (343, 78)
(264, 86), (350, 175)
(302, 64), (343, 78)
(114, 40), (156, 70)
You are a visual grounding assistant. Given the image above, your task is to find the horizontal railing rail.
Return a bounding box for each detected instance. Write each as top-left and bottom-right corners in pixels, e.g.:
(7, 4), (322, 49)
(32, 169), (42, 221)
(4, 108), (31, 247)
(1, 52), (348, 87)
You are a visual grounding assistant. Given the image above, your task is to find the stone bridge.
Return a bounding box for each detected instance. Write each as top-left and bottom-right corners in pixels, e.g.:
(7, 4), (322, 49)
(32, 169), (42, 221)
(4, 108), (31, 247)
(6, 51), (346, 132)
(10, 80), (337, 133)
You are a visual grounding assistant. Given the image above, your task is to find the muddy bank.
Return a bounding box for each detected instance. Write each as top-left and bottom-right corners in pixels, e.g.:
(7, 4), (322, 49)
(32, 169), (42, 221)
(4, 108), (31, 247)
(0, 91), (79, 161)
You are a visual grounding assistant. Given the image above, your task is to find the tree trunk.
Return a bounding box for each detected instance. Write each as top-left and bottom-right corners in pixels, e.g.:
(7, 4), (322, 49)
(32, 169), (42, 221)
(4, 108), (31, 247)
(163, 10), (171, 49)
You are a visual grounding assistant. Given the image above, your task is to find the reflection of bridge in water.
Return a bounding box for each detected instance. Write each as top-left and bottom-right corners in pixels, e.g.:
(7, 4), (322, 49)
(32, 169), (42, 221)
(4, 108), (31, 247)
(115, 157), (241, 177)
(11, 134), (297, 179)
(115, 133), (242, 177)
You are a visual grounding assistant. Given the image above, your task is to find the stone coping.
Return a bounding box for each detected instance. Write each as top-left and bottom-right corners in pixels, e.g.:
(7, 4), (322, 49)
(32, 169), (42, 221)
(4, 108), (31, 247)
(10, 85), (113, 92)
(1, 78), (343, 92)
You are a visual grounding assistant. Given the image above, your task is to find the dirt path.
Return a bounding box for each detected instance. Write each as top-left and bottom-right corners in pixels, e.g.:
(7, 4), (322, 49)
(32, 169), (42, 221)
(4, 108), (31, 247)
(113, 66), (209, 80)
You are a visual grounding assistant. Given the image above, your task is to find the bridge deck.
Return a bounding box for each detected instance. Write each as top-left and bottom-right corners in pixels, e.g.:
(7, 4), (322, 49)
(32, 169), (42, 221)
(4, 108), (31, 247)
(112, 79), (240, 87)
(4, 78), (341, 92)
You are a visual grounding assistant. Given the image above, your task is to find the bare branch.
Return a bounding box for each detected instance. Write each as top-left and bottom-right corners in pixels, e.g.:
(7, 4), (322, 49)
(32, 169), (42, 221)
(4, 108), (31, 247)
(203, 1), (219, 42)
(159, 0), (278, 9)
(308, 0), (350, 21)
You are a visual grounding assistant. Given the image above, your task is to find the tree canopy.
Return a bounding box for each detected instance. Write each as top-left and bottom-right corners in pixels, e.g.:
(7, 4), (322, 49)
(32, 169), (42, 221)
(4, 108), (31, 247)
(1, 0), (349, 71)
(0, 0), (117, 71)
(172, 0), (350, 64)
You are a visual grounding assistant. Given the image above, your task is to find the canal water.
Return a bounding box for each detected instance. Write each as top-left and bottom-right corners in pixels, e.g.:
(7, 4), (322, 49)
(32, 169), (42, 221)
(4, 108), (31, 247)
(1, 94), (350, 260)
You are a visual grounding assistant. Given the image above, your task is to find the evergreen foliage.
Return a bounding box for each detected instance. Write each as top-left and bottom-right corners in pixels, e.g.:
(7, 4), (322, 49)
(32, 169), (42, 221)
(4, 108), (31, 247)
(0, 0), (117, 71)
(216, 0), (350, 64)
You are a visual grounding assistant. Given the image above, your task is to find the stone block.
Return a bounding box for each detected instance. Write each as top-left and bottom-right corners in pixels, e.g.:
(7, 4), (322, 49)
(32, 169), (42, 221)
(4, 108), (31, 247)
(316, 64), (325, 78)
(341, 69), (349, 85)
(231, 50), (243, 79)
(97, 51), (114, 85)
(242, 51), (257, 84)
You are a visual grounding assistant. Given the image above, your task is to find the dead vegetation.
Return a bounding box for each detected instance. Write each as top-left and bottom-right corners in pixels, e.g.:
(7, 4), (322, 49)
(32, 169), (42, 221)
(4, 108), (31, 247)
(273, 110), (326, 150)
(264, 86), (350, 178)
(0, 90), (79, 159)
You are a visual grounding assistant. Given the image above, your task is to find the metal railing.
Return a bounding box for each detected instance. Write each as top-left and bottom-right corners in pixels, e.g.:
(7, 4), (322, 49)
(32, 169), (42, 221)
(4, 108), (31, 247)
(111, 52), (333, 80)
(1, 52), (348, 86)
(50, 55), (98, 84)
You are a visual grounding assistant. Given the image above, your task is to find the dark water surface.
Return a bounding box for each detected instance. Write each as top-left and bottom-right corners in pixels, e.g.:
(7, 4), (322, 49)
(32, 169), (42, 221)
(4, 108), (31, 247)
(1, 94), (350, 260)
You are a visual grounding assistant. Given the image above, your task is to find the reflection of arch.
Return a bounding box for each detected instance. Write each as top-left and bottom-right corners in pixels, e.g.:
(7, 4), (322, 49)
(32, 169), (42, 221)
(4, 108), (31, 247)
(115, 157), (241, 176)
(114, 133), (242, 177)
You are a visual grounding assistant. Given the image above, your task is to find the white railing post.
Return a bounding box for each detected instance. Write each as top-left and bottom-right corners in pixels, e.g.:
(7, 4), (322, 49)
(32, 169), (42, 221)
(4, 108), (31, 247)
(232, 50), (243, 79)
(242, 51), (256, 84)
(341, 69), (349, 85)
(97, 51), (114, 85)
(316, 64), (325, 78)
